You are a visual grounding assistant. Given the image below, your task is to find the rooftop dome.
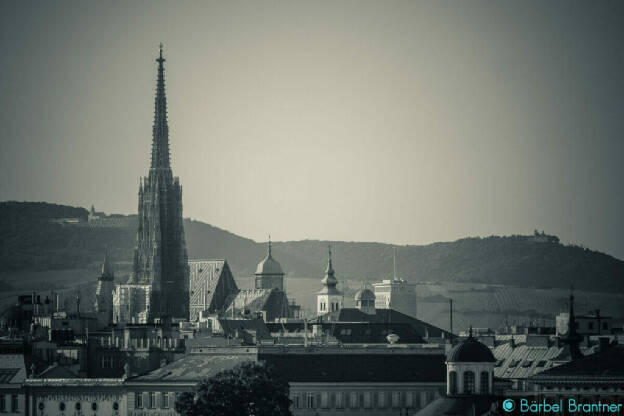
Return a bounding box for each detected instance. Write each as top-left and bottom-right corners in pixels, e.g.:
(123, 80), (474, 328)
(447, 331), (496, 363)
(254, 239), (284, 276)
(354, 288), (375, 301)
(255, 254), (284, 275)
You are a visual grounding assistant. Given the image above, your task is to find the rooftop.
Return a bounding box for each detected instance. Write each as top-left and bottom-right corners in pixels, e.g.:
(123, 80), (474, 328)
(531, 344), (624, 383)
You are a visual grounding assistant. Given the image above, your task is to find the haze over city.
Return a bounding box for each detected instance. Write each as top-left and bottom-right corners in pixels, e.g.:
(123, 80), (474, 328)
(1, 0), (623, 259)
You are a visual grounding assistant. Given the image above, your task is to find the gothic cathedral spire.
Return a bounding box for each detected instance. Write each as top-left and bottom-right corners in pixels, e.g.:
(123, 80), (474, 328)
(151, 43), (170, 170)
(118, 44), (190, 323)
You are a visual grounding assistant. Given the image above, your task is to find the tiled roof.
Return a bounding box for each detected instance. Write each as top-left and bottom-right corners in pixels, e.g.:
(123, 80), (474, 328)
(223, 289), (290, 321)
(0, 354), (26, 385)
(129, 353), (256, 384)
(531, 345), (624, 382)
(261, 352), (447, 383)
(491, 341), (593, 380)
(189, 260), (238, 320)
(317, 308), (454, 339)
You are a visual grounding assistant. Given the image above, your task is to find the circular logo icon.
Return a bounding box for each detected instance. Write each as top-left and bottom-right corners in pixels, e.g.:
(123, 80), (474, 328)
(502, 399), (515, 412)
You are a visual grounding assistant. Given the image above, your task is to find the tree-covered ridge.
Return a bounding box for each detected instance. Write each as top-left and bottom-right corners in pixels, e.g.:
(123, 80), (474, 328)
(1, 202), (622, 293)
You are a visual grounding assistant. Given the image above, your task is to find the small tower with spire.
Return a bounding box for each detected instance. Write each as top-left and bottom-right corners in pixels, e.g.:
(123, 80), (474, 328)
(317, 244), (343, 316)
(254, 235), (285, 291)
(95, 246), (115, 328)
(560, 286), (583, 360)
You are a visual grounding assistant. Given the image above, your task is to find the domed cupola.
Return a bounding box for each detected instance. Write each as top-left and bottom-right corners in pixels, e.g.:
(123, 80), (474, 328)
(445, 327), (495, 396)
(447, 331), (496, 363)
(355, 288), (376, 315)
(254, 236), (285, 291)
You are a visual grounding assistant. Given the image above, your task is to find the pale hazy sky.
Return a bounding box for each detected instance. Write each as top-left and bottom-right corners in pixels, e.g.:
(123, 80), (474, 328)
(1, 1), (623, 259)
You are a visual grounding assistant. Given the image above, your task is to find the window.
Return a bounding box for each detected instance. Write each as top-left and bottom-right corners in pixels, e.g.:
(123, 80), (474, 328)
(392, 392), (401, 408)
(536, 360), (547, 367)
(480, 371), (490, 394)
(75, 402), (81, 411)
(405, 392), (413, 408)
(101, 356), (113, 368)
(321, 392), (329, 408)
(38, 402), (45, 411)
(91, 403), (98, 411)
(335, 392), (344, 409)
(292, 394), (300, 409)
(413, 392), (421, 408)
(162, 392), (169, 409)
(59, 402), (66, 411)
(588, 322), (594, 330)
(149, 392), (156, 408)
(11, 395), (18, 412)
(113, 402), (119, 411)
(378, 392), (386, 408)
(495, 359), (504, 367)
(449, 371), (457, 394)
(508, 359), (520, 368)
(602, 322), (609, 330)
(306, 393), (316, 409)
(350, 392), (358, 408)
(521, 360), (533, 368)
(464, 371), (475, 394)
(0, 395), (5, 412)
(136, 392), (143, 408)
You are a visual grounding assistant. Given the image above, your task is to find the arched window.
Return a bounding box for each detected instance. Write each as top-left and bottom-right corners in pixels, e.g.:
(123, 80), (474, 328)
(480, 371), (490, 394)
(448, 371), (458, 394)
(463, 371), (475, 394)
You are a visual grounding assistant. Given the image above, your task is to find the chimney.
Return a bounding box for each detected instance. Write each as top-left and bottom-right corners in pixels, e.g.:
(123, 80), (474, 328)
(599, 337), (610, 352)
(449, 299), (453, 334)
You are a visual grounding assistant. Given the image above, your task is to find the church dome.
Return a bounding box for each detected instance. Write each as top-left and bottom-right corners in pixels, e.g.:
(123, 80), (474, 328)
(255, 254), (284, 275)
(354, 288), (375, 301)
(447, 334), (496, 363)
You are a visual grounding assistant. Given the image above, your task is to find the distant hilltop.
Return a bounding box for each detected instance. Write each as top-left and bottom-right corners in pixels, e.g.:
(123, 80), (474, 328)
(1, 201), (622, 293)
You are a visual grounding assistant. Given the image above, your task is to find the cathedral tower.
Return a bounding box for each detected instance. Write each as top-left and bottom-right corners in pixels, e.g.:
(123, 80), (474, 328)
(123, 44), (190, 322)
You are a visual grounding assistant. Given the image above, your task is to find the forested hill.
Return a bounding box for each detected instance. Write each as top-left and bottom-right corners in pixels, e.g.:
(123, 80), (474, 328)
(1, 201), (623, 292)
